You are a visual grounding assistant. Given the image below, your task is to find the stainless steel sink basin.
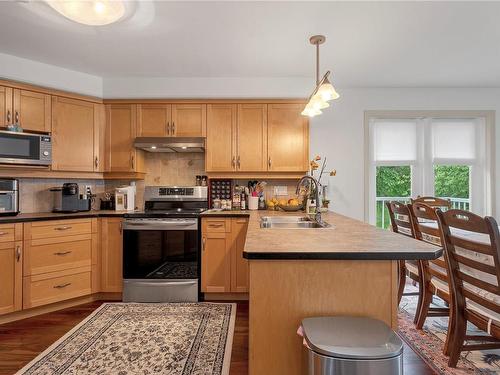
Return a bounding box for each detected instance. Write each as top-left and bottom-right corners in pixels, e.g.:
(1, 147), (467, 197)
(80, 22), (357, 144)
(260, 216), (330, 229)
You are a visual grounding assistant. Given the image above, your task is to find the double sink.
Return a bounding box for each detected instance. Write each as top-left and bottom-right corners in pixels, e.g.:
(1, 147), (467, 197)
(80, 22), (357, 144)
(260, 215), (331, 229)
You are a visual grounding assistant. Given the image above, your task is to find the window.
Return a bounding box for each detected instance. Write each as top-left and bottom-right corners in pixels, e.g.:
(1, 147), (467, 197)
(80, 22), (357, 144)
(365, 112), (493, 228)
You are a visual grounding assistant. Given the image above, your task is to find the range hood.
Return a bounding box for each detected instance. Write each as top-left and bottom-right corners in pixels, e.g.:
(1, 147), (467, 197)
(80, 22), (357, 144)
(134, 137), (205, 153)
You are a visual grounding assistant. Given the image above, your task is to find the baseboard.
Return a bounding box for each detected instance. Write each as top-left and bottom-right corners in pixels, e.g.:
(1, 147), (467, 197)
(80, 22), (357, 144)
(0, 292), (123, 325)
(203, 293), (249, 301)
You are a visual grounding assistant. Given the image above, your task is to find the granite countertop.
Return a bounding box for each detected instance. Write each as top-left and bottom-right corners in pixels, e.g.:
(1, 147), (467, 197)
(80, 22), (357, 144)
(242, 210), (442, 261)
(0, 210), (131, 223)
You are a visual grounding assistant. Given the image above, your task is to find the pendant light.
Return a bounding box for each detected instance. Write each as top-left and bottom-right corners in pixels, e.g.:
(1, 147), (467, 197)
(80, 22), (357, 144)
(302, 35), (340, 117)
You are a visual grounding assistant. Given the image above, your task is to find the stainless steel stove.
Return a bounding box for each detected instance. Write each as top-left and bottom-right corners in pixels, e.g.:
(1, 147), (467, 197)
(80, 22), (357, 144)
(122, 186), (208, 303)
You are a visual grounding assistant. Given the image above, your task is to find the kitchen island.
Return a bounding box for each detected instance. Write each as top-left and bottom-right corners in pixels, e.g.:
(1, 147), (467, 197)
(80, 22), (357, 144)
(242, 210), (441, 375)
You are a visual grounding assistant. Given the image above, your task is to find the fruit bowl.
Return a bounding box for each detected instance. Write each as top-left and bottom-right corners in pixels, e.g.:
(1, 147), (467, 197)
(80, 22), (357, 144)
(278, 203), (304, 212)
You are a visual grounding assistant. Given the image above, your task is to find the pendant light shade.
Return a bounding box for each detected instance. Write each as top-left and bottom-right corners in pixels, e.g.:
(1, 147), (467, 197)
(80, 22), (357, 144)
(302, 35), (339, 117)
(46, 1), (126, 26)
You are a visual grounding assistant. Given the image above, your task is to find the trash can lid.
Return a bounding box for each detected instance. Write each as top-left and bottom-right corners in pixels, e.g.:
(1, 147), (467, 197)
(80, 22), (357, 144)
(301, 316), (403, 360)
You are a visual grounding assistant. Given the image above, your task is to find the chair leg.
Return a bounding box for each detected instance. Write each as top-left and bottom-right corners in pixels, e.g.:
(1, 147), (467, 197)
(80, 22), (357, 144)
(447, 313), (466, 367)
(443, 303), (455, 356)
(413, 278), (424, 325)
(415, 287), (433, 329)
(397, 262), (406, 305)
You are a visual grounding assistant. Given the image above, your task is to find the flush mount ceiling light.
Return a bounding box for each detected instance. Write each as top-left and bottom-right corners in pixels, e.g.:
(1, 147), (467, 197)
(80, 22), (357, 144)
(46, 0), (125, 26)
(302, 35), (340, 117)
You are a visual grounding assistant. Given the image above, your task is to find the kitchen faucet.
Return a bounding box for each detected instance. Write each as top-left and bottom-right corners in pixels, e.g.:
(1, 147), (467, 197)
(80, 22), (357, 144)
(296, 175), (323, 224)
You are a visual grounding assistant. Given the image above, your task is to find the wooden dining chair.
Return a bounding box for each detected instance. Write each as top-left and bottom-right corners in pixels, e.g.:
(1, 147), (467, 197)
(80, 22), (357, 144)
(408, 202), (451, 343)
(436, 209), (500, 367)
(412, 196), (452, 210)
(385, 201), (419, 305)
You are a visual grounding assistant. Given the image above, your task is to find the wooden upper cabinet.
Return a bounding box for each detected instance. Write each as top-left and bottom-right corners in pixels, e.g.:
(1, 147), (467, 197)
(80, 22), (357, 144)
(171, 104), (206, 137)
(106, 104), (143, 172)
(137, 104), (170, 137)
(236, 104), (267, 172)
(13, 89), (51, 133)
(267, 104), (309, 172)
(51, 97), (98, 172)
(0, 86), (13, 127)
(205, 104), (237, 172)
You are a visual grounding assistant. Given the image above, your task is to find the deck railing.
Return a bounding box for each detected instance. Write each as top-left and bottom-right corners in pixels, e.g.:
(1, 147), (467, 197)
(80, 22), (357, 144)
(376, 196), (471, 229)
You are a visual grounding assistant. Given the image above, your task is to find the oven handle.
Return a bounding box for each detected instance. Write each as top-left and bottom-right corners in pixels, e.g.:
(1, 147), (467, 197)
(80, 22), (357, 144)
(126, 281), (198, 287)
(123, 219), (198, 230)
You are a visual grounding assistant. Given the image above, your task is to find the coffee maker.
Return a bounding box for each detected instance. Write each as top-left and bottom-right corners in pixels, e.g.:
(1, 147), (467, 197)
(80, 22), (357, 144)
(50, 183), (92, 213)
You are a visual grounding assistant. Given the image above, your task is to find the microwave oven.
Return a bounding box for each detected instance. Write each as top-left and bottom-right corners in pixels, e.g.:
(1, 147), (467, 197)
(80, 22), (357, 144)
(0, 130), (52, 166)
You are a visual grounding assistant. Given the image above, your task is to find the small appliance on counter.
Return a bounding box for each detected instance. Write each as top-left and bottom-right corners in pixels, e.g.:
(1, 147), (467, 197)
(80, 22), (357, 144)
(115, 185), (136, 211)
(100, 192), (115, 210)
(0, 179), (19, 216)
(50, 183), (92, 213)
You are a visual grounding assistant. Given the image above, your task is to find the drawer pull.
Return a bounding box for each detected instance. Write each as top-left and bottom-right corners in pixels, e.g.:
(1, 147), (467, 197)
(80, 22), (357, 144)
(209, 223), (224, 227)
(53, 283), (71, 289)
(16, 245), (21, 262)
(54, 251), (72, 256)
(54, 226), (72, 231)
(0, 231), (7, 236)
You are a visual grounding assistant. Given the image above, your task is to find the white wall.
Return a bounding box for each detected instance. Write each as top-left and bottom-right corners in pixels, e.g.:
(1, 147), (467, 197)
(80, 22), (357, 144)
(0, 53), (102, 97)
(310, 88), (500, 221)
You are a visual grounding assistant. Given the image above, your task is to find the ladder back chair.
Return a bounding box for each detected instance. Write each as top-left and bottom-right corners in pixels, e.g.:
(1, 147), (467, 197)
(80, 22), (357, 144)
(436, 209), (500, 367)
(386, 201), (419, 304)
(408, 202), (451, 344)
(412, 196), (452, 210)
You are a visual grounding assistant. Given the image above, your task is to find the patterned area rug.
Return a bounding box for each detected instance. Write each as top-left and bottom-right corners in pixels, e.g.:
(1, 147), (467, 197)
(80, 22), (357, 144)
(17, 303), (236, 375)
(398, 285), (500, 374)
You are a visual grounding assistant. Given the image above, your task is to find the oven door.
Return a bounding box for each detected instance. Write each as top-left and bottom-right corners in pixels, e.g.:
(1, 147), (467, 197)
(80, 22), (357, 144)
(122, 218), (199, 302)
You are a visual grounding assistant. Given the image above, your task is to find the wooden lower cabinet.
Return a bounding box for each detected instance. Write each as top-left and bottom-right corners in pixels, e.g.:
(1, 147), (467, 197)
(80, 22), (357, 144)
(0, 223), (23, 316)
(100, 218), (123, 293)
(201, 217), (249, 294)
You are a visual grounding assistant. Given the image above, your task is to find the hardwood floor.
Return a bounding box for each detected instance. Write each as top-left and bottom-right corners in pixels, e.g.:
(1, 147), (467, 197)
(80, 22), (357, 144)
(0, 301), (435, 375)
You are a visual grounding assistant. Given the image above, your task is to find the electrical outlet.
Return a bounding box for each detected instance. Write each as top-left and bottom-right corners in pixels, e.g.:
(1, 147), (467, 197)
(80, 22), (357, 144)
(273, 186), (288, 196)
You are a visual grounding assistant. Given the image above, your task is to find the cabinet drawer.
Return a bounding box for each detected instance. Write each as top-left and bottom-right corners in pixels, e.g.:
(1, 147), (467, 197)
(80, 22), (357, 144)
(0, 224), (16, 243)
(23, 267), (92, 309)
(26, 219), (92, 240)
(203, 218), (230, 233)
(24, 235), (92, 276)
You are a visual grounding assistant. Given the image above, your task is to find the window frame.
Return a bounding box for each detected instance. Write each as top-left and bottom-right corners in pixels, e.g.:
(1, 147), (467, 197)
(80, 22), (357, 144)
(364, 110), (495, 225)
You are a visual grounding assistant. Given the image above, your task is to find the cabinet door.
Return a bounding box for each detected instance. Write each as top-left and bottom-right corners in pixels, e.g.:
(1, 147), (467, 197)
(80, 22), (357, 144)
(0, 86), (13, 126)
(106, 104), (142, 172)
(171, 104), (206, 137)
(205, 104), (236, 172)
(13, 89), (51, 133)
(236, 104), (267, 171)
(267, 104), (309, 172)
(52, 97), (96, 171)
(230, 218), (249, 293)
(0, 241), (22, 315)
(94, 104), (105, 172)
(137, 104), (170, 137)
(201, 219), (231, 293)
(100, 218), (123, 293)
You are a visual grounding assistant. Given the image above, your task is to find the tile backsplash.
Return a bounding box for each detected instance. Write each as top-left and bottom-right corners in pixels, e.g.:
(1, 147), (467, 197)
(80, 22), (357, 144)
(144, 152), (205, 186)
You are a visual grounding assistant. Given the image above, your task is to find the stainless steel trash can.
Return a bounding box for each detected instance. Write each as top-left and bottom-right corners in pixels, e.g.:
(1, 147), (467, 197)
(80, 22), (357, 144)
(301, 316), (403, 375)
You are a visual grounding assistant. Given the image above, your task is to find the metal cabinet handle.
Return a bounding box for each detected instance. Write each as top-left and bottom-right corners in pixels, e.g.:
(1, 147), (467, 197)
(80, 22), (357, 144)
(0, 231), (7, 236)
(54, 251), (72, 256)
(119, 222), (123, 234)
(172, 122), (175, 134)
(6, 110), (11, 124)
(94, 156), (99, 169)
(202, 237), (206, 251)
(53, 283), (71, 289)
(232, 156), (236, 169)
(131, 154), (135, 170)
(237, 155), (241, 169)
(15, 111), (19, 124)
(268, 157), (272, 168)
(16, 245), (21, 262)
(209, 223), (224, 227)
(166, 122), (170, 135)
(54, 226), (72, 231)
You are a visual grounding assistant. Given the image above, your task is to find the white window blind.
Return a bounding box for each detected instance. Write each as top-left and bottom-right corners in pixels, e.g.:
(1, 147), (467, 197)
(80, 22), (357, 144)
(373, 120), (417, 161)
(432, 120), (476, 160)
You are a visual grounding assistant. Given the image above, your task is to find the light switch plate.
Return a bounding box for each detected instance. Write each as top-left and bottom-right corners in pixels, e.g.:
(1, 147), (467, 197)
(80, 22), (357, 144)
(274, 186), (288, 196)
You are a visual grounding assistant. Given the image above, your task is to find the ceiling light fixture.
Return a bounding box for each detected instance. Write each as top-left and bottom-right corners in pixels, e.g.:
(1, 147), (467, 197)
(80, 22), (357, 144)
(302, 35), (340, 118)
(46, 0), (125, 26)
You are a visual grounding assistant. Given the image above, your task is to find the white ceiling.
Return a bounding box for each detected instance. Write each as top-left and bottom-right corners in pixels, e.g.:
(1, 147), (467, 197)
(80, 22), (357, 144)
(1, 1), (500, 88)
